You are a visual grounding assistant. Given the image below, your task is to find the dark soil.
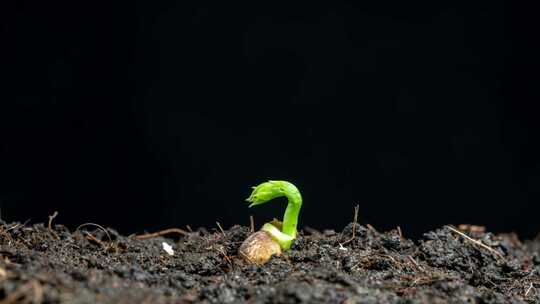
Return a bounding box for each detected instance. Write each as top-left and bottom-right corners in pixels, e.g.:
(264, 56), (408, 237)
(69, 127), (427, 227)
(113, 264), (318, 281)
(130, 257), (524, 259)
(1, 219), (539, 304)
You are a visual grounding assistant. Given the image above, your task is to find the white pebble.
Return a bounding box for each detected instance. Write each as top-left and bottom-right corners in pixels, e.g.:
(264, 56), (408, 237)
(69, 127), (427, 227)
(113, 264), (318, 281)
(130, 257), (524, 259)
(162, 242), (174, 256)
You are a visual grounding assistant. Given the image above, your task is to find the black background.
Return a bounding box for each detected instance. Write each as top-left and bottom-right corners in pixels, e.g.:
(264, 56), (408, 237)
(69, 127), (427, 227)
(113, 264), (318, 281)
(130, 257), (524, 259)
(2, 1), (539, 238)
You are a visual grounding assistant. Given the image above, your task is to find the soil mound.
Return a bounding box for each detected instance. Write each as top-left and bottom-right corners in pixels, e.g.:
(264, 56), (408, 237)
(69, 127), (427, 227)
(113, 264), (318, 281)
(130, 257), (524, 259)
(0, 221), (538, 303)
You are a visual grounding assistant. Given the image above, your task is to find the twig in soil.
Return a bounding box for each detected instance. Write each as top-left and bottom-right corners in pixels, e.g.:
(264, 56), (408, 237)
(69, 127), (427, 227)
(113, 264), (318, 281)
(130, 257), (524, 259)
(410, 274), (460, 286)
(216, 247), (234, 271)
(84, 231), (108, 249)
(5, 223), (20, 232)
(407, 255), (425, 273)
(382, 254), (402, 267)
(340, 204), (359, 246)
(76, 223), (113, 244)
(446, 225), (505, 261)
(367, 224), (379, 234)
(250, 215), (255, 233)
(216, 222), (226, 237)
(350, 255), (364, 269)
(185, 225), (193, 232)
(17, 236), (32, 248)
(0, 226), (14, 244)
(458, 224), (485, 233)
(5, 219), (29, 233)
(525, 282), (535, 297)
(48, 211), (59, 239)
(397, 226), (403, 239)
(134, 228), (189, 240)
(4, 223), (33, 248)
(485, 277), (497, 287)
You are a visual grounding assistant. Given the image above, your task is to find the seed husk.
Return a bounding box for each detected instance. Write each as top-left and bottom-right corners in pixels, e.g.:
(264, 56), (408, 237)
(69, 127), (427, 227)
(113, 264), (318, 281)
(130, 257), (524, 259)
(239, 230), (281, 265)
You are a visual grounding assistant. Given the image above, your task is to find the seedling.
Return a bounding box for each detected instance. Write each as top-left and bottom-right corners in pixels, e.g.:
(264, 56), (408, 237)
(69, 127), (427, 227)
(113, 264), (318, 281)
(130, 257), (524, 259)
(239, 180), (303, 264)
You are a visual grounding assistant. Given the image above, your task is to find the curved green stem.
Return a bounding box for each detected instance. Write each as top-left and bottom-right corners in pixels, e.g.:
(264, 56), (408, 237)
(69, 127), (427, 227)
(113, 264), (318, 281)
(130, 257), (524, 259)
(246, 180), (302, 250)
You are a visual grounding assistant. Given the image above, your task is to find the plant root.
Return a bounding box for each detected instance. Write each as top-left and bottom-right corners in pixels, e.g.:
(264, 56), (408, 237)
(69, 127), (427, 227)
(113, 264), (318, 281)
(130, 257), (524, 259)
(134, 228), (189, 240)
(47, 211), (59, 239)
(340, 205), (359, 246)
(446, 225), (505, 261)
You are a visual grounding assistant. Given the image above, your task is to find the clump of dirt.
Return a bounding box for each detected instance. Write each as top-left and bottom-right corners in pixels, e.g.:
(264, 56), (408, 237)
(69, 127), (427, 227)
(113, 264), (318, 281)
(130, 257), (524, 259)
(0, 219), (539, 303)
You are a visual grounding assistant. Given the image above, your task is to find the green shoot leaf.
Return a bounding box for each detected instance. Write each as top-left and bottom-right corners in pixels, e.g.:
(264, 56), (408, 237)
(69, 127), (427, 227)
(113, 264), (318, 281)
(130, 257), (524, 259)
(246, 180), (302, 250)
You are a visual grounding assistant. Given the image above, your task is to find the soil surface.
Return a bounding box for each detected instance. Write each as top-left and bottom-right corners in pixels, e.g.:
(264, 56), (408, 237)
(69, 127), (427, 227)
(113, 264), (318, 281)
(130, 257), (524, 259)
(1, 219), (539, 303)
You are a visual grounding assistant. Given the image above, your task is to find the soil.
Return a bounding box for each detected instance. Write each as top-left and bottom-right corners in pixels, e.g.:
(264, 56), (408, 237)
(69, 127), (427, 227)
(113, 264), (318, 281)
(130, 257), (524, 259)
(0, 219), (539, 304)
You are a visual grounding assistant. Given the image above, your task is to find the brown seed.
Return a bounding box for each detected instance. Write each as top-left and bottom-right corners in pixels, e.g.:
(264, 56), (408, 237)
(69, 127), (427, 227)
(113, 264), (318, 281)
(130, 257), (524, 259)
(239, 230), (281, 265)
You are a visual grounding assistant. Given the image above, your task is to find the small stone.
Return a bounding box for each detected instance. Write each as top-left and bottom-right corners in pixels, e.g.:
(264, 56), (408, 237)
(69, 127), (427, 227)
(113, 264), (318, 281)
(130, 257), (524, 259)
(162, 242), (174, 256)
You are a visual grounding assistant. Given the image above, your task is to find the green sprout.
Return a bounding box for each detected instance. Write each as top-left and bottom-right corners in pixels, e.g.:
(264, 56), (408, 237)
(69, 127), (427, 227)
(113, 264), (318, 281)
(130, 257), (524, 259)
(246, 180), (302, 250)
